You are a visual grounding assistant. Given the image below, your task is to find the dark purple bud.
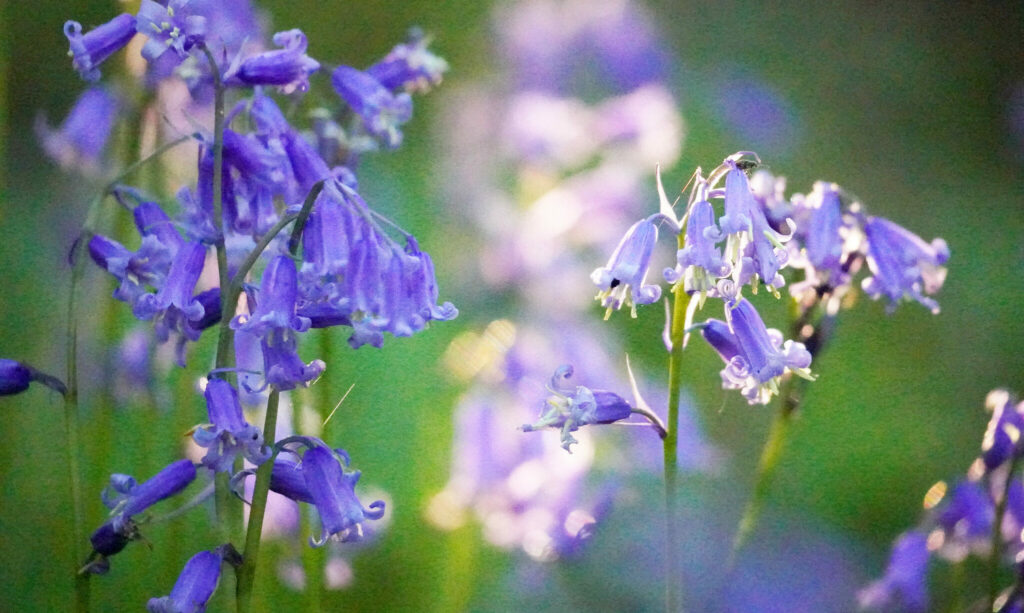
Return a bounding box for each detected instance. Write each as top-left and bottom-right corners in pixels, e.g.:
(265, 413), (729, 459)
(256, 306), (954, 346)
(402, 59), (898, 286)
(64, 14), (137, 82)
(193, 288), (222, 331)
(0, 359), (33, 396)
(89, 521), (130, 557)
(146, 550), (221, 613)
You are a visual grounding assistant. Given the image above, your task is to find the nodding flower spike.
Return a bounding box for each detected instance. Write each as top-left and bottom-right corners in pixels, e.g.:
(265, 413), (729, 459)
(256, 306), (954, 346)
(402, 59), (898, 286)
(521, 365), (633, 453)
(302, 446), (386, 547)
(192, 379), (270, 473)
(64, 13), (137, 82)
(226, 29), (320, 94)
(862, 216), (949, 314)
(591, 217), (661, 317)
(146, 550), (222, 613)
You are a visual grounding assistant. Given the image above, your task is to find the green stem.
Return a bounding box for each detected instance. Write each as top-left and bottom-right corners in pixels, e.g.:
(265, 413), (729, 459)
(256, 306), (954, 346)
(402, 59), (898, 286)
(664, 262), (691, 612)
(64, 248), (89, 613)
(728, 388), (795, 563)
(61, 127), (193, 613)
(989, 456), (1019, 609)
(236, 389), (281, 613)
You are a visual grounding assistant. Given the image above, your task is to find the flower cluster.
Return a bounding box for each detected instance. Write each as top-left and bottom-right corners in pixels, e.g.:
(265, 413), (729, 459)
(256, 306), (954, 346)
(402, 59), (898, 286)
(859, 390), (1024, 612)
(594, 151), (949, 404)
(54, 0), (453, 606)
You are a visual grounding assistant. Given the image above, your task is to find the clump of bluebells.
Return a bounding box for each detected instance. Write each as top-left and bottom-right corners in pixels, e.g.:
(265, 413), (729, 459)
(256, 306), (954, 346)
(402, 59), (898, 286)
(15, 2), (455, 609)
(518, 149), (949, 610)
(859, 390), (1024, 613)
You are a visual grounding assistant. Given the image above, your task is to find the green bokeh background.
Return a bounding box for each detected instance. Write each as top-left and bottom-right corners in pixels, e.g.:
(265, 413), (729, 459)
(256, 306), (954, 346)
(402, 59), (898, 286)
(1, 1), (1022, 610)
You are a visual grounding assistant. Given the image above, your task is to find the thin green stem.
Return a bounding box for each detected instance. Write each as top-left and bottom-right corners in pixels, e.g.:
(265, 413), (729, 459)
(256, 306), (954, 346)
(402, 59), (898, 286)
(728, 387), (795, 564)
(60, 126), (193, 612)
(990, 457), (1020, 609)
(64, 249), (89, 612)
(664, 253), (691, 612)
(236, 389), (281, 613)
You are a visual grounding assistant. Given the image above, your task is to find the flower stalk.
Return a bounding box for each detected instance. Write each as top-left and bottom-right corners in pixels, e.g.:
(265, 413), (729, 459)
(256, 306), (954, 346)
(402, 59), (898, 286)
(236, 389), (281, 613)
(664, 232), (691, 612)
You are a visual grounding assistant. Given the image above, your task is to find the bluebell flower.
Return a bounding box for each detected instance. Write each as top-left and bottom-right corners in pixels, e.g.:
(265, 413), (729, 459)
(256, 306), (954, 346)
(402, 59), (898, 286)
(136, 0), (206, 66)
(591, 216), (661, 317)
(36, 86), (119, 172)
(269, 458), (316, 505)
(64, 13), (137, 82)
(933, 480), (993, 560)
(133, 241), (209, 353)
(857, 530), (930, 613)
(249, 93), (332, 204)
(226, 29), (320, 94)
(0, 359), (32, 396)
(983, 389), (1024, 471)
(295, 181), (457, 348)
(664, 198), (728, 295)
(147, 550), (221, 613)
(367, 29), (448, 93)
(232, 256), (323, 390)
(862, 216), (949, 314)
(718, 158), (790, 291)
(301, 445), (386, 546)
(701, 298), (813, 405)
(192, 379), (270, 473)
(521, 365), (633, 452)
(0, 359), (66, 396)
(332, 66), (413, 149)
(803, 183), (845, 283)
(90, 459), (197, 565)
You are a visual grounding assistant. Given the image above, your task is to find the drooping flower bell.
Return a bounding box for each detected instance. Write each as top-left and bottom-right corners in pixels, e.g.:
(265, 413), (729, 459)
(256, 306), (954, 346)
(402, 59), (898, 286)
(88, 459), (197, 568)
(367, 28), (448, 93)
(521, 365), (633, 452)
(857, 530), (930, 613)
(701, 298), (813, 405)
(861, 216), (949, 314)
(36, 86), (119, 173)
(192, 379), (270, 473)
(232, 255), (324, 391)
(932, 480), (993, 560)
(226, 29), (320, 94)
(591, 216), (661, 317)
(331, 65), (413, 149)
(147, 550), (222, 613)
(665, 198), (728, 296)
(296, 444), (386, 547)
(64, 13), (137, 82)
